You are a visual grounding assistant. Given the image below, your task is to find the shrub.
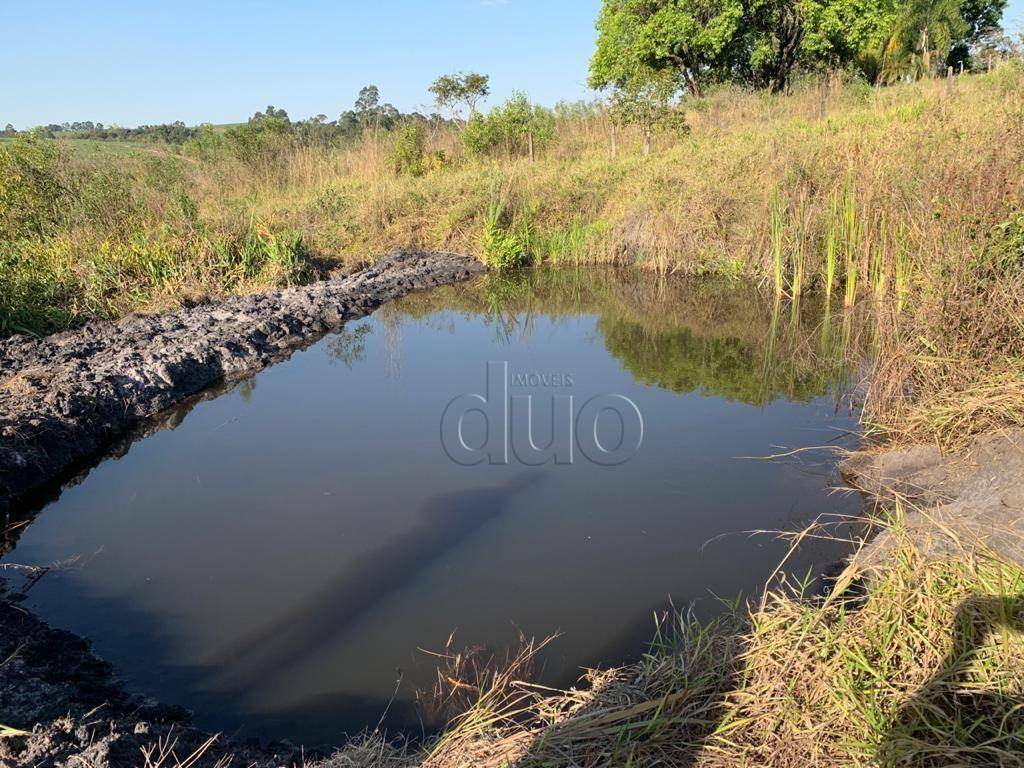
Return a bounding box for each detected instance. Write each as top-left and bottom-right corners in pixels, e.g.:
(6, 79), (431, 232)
(224, 118), (291, 166)
(463, 113), (502, 157)
(0, 242), (78, 336)
(481, 198), (531, 270)
(182, 124), (227, 161)
(463, 92), (555, 158)
(388, 122), (426, 176)
(77, 167), (138, 233)
(0, 136), (70, 240)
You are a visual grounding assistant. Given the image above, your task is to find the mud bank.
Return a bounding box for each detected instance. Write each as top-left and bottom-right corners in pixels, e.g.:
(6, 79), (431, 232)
(0, 250), (483, 505)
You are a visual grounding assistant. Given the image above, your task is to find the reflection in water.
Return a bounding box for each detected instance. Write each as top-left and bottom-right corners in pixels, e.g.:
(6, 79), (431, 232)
(4, 267), (867, 747)
(325, 322), (372, 369)
(395, 267), (867, 407)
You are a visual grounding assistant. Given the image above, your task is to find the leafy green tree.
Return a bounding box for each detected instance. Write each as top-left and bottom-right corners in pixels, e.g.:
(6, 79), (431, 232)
(354, 85), (380, 114)
(883, 0), (966, 79)
(387, 122), (427, 176)
(292, 114), (338, 148)
(739, 0), (805, 92)
(796, 0), (898, 74)
(182, 124), (227, 160)
(463, 92), (555, 158)
(590, 0), (745, 97)
(608, 68), (689, 155)
(226, 107), (293, 165)
(462, 113), (501, 156)
(350, 85), (400, 134)
(461, 73), (491, 114)
(249, 105), (290, 125)
(429, 72), (491, 121)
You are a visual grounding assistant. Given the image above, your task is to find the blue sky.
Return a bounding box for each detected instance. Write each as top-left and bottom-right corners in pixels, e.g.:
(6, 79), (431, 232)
(2, 0), (1022, 129)
(1, 1), (603, 128)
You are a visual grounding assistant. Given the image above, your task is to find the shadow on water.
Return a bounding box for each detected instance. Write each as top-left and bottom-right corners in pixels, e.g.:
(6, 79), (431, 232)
(206, 472), (546, 696)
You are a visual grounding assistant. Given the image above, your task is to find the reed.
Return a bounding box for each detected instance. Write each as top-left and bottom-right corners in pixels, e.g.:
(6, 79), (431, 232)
(870, 216), (889, 299)
(770, 190), (786, 298)
(842, 185), (861, 308)
(824, 192), (839, 303)
(791, 190), (807, 298)
(893, 225), (911, 313)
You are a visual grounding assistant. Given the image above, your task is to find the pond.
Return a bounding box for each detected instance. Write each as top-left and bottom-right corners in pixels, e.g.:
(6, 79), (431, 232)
(2, 268), (867, 747)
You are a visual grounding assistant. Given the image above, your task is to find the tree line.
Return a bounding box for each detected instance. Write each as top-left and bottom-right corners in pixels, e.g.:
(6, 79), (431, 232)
(589, 0), (1015, 99)
(585, 0), (1018, 151)
(5, 0), (1019, 165)
(1, 121), (200, 144)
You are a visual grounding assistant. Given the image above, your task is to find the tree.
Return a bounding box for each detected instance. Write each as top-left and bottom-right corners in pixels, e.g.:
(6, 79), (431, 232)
(883, 0), (966, 79)
(590, 0), (745, 98)
(462, 92), (555, 159)
(387, 122), (428, 176)
(740, 0), (805, 92)
(349, 85), (400, 135)
(249, 105), (290, 124)
(428, 72), (490, 121)
(608, 69), (689, 156)
(947, 0), (1008, 68)
(354, 85), (380, 114)
(796, 0), (899, 79)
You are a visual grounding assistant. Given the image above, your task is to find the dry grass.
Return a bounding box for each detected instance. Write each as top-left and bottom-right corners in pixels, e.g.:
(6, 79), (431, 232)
(6, 68), (1023, 322)
(864, 214), (1024, 449)
(7, 68), (1023, 447)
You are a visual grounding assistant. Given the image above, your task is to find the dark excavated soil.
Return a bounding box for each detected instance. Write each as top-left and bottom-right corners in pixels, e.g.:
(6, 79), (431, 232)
(0, 250), (484, 507)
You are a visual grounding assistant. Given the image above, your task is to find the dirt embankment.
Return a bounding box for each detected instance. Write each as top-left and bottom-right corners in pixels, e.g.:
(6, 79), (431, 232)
(842, 429), (1024, 569)
(0, 250), (484, 505)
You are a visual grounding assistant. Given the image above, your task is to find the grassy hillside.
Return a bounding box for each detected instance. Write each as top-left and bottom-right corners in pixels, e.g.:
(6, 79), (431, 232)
(2, 67), (1023, 447)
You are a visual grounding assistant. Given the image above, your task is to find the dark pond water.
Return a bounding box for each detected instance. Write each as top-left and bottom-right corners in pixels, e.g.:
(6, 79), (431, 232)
(4, 268), (867, 747)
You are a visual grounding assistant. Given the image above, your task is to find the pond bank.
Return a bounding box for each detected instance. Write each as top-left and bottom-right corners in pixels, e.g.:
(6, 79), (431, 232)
(1, 259), (1021, 765)
(0, 250), (483, 504)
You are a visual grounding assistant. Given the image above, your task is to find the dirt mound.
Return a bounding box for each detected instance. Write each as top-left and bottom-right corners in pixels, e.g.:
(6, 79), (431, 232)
(0, 250), (483, 505)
